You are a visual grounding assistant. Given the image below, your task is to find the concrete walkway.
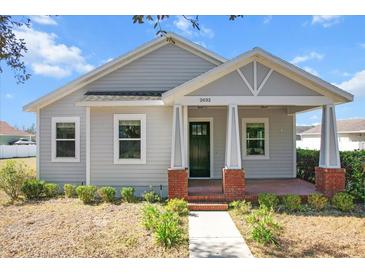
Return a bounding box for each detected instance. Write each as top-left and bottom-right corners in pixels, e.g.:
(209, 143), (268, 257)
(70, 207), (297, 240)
(189, 211), (253, 258)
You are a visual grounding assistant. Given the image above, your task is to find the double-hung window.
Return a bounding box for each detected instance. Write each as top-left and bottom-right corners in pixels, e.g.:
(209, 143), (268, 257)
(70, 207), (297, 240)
(51, 117), (80, 162)
(242, 118), (269, 159)
(114, 114), (146, 164)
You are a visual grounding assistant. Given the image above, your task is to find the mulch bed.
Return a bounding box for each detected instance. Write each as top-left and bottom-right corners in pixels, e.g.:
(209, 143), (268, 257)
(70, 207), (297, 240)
(0, 196), (188, 258)
(230, 206), (365, 258)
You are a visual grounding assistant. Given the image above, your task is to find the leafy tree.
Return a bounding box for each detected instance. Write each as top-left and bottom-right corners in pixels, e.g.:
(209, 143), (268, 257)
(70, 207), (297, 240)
(0, 16), (31, 83)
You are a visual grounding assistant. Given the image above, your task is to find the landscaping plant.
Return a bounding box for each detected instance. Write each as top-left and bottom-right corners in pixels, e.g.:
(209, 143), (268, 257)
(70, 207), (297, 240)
(154, 211), (183, 248)
(165, 198), (189, 216)
(121, 187), (136, 203)
(97, 186), (116, 203)
(307, 193), (328, 211)
(332, 192), (355, 212)
(142, 204), (161, 231)
(258, 193), (279, 210)
(0, 160), (32, 202)
(229, 200), (252, 214)
(245, 207), (281, 245)
(44, 183), (59, 198)
(64, 184), (76, 198)
(281, 194), (301, 212)
(76, 185), (97, 204)
(21, 179), (45, 200)
(143, 190), (161, 203)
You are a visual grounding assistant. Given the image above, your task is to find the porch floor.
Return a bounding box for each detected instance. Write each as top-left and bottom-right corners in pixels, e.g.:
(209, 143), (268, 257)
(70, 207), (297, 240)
(188, 178), (316, 196)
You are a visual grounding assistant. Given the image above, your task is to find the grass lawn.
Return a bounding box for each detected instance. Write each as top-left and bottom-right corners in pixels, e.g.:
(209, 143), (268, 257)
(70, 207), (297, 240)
(230, 207), (365, 258)
(0, 193), (189, 258)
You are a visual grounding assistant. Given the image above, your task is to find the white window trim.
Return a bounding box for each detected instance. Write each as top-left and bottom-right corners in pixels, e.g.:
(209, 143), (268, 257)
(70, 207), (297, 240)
(113, 114), (146, 165)
(51, 116), (80, 162)
(242, 117), (270, 160)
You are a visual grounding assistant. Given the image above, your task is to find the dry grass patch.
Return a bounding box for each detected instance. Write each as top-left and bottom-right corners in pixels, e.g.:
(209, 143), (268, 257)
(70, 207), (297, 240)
(0, 196), (188, 258)
(0, 157), (36, 177)
(230, 207), (365, 258)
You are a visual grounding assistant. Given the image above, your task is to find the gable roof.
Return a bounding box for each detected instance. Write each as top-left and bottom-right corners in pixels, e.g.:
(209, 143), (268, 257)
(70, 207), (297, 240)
(162, 47), (353, 104)
(296, 125), (315, 134)
(23, 33), (226, 112)
(0, 121), (33, 136)
(300, 119), (365, 135)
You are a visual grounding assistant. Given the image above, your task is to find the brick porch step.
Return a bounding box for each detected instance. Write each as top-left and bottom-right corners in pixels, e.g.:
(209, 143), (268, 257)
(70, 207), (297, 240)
(187, 194), (226, 202)
(188, 203), (228, 211)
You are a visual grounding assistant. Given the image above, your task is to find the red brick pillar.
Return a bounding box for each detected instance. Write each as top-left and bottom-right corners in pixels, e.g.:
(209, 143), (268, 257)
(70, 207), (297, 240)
(168, 168), (188, 200)
(222, 168), (245, 201)
(315, 167), (346, 197)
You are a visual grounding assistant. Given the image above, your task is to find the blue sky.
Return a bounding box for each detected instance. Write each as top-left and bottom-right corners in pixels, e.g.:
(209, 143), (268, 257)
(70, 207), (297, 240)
(1, 15), (365, 128)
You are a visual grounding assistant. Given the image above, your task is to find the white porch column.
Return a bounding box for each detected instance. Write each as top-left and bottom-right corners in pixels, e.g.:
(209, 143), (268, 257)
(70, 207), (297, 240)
(225, 104), (242, 169)
(170, 104), (186, 169)
(319, 104), (341, 168)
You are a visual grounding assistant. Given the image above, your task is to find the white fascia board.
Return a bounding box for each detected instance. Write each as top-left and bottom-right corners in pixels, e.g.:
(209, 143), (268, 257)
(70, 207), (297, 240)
(23, 33), (225, 112)
(75, 100), (164, 107)
(176, 96), (333, 106)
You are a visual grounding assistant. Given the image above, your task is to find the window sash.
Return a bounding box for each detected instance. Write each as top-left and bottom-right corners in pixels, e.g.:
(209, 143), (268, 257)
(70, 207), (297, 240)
(242, 118), (269, 159)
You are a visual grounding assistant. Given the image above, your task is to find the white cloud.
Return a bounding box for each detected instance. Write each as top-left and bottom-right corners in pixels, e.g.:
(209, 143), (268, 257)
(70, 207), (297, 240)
(263, 16), (272, 24)
(31, 63), (71, 78)
(311, 16), (343, 28)
(14, 26), (94, 78)
(173, 16), (214, 39)
(303, 66), (320, 77)
(290, 51), (324, 65)
(30, 16), (57, 26)
(337, 69), (365, 96)
(5, 93), (14, 99)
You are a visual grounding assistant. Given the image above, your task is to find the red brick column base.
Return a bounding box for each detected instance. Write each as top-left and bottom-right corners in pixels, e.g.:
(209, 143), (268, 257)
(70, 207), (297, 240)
(315, 167), (346, 197)
(168, 168), (188, 200)
(222, 168), (245, 201)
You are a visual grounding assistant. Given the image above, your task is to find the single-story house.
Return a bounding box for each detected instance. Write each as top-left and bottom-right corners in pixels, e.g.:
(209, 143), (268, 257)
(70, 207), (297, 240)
(23, 33), (353, 201)
(297, 119), (365, 151)
(0, 121), (35, 145)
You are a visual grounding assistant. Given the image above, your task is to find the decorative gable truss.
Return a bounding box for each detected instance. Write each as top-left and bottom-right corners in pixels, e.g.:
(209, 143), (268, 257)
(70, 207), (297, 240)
(236, 61), (273, 96)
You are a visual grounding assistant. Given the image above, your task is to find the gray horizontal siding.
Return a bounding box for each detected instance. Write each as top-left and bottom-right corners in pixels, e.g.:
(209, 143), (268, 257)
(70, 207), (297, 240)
(90, 106), (172, 186)
(39, 89), (86, 183)
(86, 44), (216, 92)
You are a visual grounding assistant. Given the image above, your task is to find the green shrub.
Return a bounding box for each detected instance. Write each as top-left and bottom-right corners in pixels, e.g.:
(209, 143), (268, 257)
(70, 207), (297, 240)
(44, 183), (59, 198)
(165, 198), (189, 216)
(121, 187), (136, 203)
(76, 185), (97, 204)
(332, 192), (354, 212)
(245, 207), (281, 245)
(142, 204), (161, 231)
(258, 193), (279, 210)
(281, 194), (301, 212)
(64, 184), (76, 198)
(97, 187), (116, 203)
(143, 190), (161, 203)
(0, 160), (32, 202)
(154, 211), (183, 248)
(21, 179), (45, 200)
(297, 149), (365, 200)
(307, 193), (328, 211)
(229, 200), (252, 214)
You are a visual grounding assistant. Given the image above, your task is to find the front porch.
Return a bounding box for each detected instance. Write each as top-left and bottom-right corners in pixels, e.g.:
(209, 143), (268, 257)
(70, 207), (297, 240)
(188, 178), (316, 201)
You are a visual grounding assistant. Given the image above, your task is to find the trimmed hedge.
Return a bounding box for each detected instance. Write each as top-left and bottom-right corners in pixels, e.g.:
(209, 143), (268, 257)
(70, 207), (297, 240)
(297, 149), (365, 200)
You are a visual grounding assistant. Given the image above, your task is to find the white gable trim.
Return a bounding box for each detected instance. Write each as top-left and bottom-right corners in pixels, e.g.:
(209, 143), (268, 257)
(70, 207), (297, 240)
(163, 48), (353, 104)
(24, 33), (225, 112)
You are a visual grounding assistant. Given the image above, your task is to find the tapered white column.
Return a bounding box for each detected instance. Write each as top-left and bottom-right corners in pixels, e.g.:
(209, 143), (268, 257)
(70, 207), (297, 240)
(319, 104), (341, 168)
(170, 104), (185, 169)
(225, 104), (242, 169)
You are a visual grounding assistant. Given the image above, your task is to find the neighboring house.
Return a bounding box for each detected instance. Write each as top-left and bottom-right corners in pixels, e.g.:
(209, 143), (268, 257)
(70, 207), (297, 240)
(0, 121), (35, 145)
(23, 33), (353, 199)
(297, 119), (365, 151)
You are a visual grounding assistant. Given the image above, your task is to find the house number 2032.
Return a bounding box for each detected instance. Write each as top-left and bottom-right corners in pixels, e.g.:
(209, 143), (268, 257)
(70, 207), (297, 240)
(199, 97), (211, 103)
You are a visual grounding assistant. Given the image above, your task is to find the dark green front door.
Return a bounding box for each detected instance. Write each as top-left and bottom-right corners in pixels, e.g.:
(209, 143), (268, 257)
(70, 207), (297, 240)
(189, 122), (210, 177)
